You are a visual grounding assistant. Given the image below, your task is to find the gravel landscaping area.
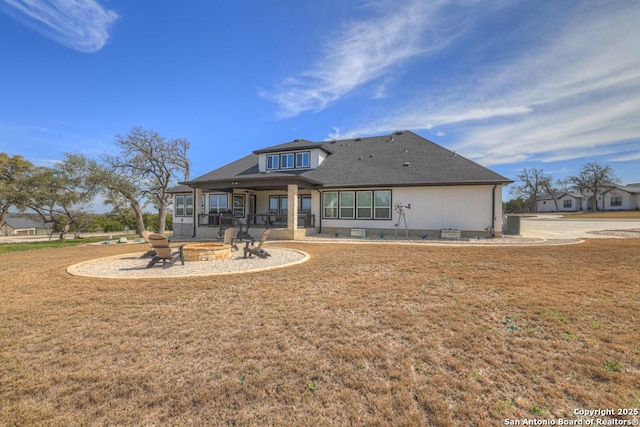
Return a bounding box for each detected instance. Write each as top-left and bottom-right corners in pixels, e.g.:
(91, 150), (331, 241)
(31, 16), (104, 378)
(67, 246), (309, 279)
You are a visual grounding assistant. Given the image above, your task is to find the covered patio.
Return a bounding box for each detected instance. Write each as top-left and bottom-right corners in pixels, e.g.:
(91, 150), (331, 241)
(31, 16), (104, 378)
(179, 175), (321, 240)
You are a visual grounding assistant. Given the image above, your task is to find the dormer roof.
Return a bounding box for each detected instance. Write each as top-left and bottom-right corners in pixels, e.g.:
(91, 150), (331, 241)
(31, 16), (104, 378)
(253, 139), (333, 155)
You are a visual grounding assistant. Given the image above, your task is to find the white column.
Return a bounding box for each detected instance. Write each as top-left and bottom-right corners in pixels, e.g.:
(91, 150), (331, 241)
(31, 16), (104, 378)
(287, 184), (298, 231)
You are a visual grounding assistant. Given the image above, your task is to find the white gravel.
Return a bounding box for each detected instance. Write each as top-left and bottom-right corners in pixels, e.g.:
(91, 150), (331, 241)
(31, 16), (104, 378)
(67, 246), (309, 279)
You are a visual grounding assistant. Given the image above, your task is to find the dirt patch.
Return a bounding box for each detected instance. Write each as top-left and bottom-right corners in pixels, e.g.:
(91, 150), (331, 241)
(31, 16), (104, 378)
(587, 229), (640, 238)
(1, 240), (639, 425)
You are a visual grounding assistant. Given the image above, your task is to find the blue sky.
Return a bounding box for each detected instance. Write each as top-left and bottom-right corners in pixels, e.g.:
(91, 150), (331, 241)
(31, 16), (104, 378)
(1, 0), (639, 208)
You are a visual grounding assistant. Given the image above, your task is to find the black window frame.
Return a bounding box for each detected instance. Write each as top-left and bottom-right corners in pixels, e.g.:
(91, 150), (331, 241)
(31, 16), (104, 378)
(322, 189), (392, 220)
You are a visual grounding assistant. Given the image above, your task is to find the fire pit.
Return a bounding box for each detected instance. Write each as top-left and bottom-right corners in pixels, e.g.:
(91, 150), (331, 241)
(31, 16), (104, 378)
(181, 243), (232, 261)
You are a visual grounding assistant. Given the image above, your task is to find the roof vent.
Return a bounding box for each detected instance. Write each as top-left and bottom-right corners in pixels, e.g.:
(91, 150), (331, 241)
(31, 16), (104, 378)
(358, 157), (363, 161)
(403, 162), (411, 167)
(294, 139), (301, 142)
(369, 154), (374, 158)
(395, 131), (405, 135)
(386, 136), (394, 143)
(403, 149), (409, 153)
(355, 137), (362, 141)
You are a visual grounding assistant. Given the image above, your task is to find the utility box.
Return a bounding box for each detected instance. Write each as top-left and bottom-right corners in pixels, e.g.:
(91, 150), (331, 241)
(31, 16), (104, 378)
(440, 229), (461, 239)
(350, 228), (366, 238)
(503, 215), (521, 235)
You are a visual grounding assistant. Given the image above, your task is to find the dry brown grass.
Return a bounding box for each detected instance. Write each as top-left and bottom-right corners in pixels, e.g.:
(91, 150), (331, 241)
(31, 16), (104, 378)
(1, 240), (639, 426)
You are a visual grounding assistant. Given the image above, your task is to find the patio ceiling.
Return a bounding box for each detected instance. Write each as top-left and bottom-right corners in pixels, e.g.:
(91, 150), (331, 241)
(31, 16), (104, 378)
(187, 175), (322, 192)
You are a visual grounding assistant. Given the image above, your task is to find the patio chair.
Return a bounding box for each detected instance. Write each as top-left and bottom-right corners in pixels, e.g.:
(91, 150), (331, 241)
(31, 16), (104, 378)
(146, 233), (185, 268)
(243, 230), (271, 259)
(139, 230), (156, 258)
(223, 227), (239, 251)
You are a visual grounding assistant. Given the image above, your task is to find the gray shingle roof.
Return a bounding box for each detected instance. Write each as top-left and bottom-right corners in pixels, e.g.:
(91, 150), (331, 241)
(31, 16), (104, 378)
(2, 217), (46, 229)
(183, 131), (512, 189)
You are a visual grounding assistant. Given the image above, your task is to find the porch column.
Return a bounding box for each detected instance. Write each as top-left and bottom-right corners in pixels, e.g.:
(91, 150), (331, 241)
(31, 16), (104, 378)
(287, 184), (298, 231)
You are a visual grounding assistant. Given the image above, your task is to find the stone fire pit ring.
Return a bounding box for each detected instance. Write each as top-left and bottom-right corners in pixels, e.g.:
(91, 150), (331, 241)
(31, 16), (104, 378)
(67, 246), (309, 279)
(181, 242), (233, 261)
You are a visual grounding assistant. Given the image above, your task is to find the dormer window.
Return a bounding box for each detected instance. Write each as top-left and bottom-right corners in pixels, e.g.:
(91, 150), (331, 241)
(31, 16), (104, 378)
(267, 154), (279, 170)
(281, 153), (294, 169)
(296, 152), (310, 168)
(265, 151), (311, 171)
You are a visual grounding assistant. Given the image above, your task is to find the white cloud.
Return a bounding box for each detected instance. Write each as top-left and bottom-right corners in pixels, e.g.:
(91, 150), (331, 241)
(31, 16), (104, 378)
(339, 1), (640, 166)
(1, 0), (119, 52)
(608, 153), (640, 162)
(262, 0), (459, 118)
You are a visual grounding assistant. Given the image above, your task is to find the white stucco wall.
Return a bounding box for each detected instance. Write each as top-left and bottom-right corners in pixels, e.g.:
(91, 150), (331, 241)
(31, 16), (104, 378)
(537, 195), (582, 212)
(603, 191), (633, 210)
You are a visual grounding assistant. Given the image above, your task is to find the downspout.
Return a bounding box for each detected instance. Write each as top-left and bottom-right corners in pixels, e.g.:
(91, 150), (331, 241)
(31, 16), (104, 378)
(192, 187), (197, 238)
(318, 189), (323, 233)
(491, 184), (497, 237)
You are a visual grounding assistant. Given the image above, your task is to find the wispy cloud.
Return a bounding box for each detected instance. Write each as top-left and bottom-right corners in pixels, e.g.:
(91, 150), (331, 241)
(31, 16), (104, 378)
(339, 1), (640, 166)
(1, 0), (119, 52)
(262, 0), (459, 118)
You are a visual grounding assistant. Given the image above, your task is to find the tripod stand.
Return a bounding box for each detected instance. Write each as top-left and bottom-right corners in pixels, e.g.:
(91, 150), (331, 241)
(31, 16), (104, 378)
(395, 202), (409, 238)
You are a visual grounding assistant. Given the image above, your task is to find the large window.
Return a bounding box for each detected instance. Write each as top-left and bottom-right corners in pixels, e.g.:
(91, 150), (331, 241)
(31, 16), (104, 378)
(209, 194), (228, 213)
(175, 195), (193, 217)
(611, 196), (622, 207)
(323, 190), (392, 220)
(563, 199), (572, 208)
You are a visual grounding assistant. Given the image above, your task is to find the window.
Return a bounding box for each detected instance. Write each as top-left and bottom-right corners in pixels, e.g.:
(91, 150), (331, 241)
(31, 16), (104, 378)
(281, 153), (294, 169)
(339, 192), (355, 218)
(322, 190), (392, 220)
(233, 195), (245, 217)
(175, 195), (185, 217)
(269, 196), (280, 214)
(296, 151), (310, 168)
(175, 195), (193, 217)
(323, 192), (338, 218)
(185, 195), (194, 216)
(374, 191), (391, 219)
(299, 195), (312, 214)
(563, 199), (572, 208)
(267, 154), (279, 170)
(611, 196), (622, 207)
(209, 194), (228, 213)
(356, 191), (372, 219)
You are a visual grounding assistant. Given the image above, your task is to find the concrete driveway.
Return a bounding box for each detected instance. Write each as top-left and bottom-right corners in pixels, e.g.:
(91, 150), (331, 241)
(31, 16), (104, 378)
(518, 214), (640, 239)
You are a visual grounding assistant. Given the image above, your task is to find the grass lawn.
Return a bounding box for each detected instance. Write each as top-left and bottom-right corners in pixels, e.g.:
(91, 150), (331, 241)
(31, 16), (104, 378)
(560, 211), (640, 219)
(0, 235), (128, 253)
(1, 239), (639, 425)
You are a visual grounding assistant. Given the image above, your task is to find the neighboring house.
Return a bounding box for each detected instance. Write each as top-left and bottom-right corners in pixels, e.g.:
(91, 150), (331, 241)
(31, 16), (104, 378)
(537, 192), (583, 212)
(536, 184), (640, 212)
(602, 184), (640, 211)
(171, 131), (513, 240)
(1, 216), (48, 236)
